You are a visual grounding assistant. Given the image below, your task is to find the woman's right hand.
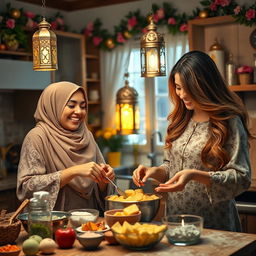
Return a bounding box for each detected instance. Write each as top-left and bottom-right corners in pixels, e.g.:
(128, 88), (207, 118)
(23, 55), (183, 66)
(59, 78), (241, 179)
(79, 162), (105, 183)
(132, 165), (156, 187)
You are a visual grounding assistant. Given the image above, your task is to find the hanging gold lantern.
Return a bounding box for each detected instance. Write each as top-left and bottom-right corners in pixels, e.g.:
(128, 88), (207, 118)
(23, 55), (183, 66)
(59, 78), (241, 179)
(32, 18), (58, 71)
(116, 73), (140, 135)
(140, 15), (166, 77)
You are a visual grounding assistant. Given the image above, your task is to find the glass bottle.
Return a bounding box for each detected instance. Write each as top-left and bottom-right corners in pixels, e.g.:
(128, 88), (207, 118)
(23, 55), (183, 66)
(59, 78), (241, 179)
(225, 53), (237, 86)
(28, 191), (52, 238)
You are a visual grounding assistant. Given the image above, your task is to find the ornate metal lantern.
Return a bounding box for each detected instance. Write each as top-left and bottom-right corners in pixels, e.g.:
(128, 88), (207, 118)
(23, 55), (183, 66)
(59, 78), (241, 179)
(140, 16), (166, 77)
(116, 74), (140, 135)
(32, 0), (57, 71)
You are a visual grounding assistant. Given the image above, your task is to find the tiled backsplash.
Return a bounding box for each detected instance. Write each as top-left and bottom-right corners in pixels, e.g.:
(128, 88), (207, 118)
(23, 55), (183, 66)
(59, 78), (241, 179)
(0, 92), (34, 146)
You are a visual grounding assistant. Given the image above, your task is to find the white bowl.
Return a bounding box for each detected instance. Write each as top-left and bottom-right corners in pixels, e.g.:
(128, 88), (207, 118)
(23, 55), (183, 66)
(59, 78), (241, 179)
(68, 209), (99, 228)
(77, 232), (104, 250)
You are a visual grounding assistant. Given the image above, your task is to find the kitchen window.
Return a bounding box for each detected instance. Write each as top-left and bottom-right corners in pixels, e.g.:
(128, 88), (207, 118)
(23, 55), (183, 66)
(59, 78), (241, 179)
(126, 36), (188, 149)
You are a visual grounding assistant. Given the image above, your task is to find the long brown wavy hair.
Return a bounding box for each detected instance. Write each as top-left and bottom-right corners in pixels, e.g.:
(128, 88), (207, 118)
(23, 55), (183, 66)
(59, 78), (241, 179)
(166, 51), (251, 171)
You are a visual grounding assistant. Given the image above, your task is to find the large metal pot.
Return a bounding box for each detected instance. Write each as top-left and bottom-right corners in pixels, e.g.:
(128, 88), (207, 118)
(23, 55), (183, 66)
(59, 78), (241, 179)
(105, 194), (161, 222)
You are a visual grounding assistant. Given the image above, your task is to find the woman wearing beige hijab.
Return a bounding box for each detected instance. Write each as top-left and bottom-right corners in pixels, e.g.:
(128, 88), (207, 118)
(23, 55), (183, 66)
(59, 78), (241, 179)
(17, 81), (114, 212)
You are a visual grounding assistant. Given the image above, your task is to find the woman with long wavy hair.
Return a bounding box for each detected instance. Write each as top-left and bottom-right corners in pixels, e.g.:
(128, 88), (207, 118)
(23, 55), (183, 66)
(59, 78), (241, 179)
(132, 51), (251, 231)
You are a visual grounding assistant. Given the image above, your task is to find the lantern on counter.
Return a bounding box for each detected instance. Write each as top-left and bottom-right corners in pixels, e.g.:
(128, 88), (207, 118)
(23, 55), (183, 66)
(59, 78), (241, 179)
(116, 73), (140, 135)
(209, 39), (225, 78)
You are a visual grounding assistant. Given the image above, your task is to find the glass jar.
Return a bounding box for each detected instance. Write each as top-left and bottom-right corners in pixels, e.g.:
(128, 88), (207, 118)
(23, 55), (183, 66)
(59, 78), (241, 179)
(28, 191), (52, 238)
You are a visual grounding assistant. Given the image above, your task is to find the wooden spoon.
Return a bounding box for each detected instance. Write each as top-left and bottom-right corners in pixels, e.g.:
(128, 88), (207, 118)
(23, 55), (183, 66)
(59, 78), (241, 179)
(9, 198), (29, 224)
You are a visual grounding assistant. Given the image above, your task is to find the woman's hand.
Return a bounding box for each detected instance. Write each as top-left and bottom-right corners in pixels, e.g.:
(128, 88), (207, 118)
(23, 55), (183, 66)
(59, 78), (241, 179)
(155, 169), (210, 192)
(100, 164), (115, 183)
(132, 165), (158, 187)
(79, 162), (105, 183)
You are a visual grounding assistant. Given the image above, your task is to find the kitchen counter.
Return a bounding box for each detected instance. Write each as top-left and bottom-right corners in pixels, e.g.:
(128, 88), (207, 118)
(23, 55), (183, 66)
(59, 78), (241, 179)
(17, 227), (256, 256)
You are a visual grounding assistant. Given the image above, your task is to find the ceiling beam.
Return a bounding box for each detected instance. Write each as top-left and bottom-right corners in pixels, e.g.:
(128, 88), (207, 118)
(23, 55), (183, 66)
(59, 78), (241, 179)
(17, 0), (141, 11)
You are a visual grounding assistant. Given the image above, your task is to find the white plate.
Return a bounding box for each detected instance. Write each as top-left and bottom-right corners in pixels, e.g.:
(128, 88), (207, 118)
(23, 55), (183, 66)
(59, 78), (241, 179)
(76, 224), (110, 233)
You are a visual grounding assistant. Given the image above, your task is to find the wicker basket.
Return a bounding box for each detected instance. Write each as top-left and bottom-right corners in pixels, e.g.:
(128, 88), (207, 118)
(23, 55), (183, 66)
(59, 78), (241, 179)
(0, 218), (21, 245)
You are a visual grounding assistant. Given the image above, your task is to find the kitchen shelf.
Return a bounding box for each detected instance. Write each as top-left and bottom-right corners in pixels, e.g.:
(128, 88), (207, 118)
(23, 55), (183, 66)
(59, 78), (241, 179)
(229, 84), (256, 92)
(0, 50), (32, 56)
(86, 78), (100, 82)
(86, 54), (99, 59)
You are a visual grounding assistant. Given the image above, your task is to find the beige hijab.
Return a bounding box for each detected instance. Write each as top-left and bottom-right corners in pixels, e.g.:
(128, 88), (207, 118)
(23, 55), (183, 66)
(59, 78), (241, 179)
(34, 81), (105, 196)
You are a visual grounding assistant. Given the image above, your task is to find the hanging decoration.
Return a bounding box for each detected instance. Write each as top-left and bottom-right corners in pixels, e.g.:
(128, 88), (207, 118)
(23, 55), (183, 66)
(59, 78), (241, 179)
(116, 73), (140, 135)
(32, 0), (58, 71)
(0, 1), (255, 52)
(140, 15), (166, 77)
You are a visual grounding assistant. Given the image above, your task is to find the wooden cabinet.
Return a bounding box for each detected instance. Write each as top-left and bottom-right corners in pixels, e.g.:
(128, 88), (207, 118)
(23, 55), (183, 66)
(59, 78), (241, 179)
(84, 38), (102, 133)
(239, 213), (256, 234)
(188, 15), (256, 91)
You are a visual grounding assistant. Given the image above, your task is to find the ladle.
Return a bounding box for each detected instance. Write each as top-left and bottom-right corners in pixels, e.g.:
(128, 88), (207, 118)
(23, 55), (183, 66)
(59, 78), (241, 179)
(9, 198), (29, 224)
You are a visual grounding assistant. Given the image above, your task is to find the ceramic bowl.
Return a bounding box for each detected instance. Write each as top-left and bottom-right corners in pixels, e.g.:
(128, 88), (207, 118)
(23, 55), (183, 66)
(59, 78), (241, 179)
(105, 194), (161, 222)
(77, 232), (104, 250)
(162, 214), (203, 246)
(104, 209), (141, 227)
(68, 209), (99, 228)
(17, 211), (69, 234)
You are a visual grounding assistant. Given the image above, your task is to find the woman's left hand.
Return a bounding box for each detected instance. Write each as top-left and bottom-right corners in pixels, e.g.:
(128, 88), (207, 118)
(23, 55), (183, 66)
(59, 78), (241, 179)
(155, 169), (195, 192)
(101, 164), (115, 183)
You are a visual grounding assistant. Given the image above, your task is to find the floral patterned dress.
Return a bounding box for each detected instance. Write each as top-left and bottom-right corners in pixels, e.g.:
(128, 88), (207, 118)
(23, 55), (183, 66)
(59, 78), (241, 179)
(161, 117), (251, 231)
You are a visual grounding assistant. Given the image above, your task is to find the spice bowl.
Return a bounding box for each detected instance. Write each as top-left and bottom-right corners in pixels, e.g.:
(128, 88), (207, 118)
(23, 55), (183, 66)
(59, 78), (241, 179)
(162, 214), (203, 246)
(0, 245), (21, 256)
(77, 232), (104, 250)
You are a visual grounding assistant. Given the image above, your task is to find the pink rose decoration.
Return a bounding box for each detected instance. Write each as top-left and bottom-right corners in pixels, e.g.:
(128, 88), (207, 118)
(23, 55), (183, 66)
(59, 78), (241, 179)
(117, 32), (126, 43)
(210, 3), (217, 11)
(234, 6), (241, 15)
(93, 36), (102, 46)
(142, 28), (148, 34)
(84, 29), (92, 37)
(86, 22), (94, 31)
(6, 19), (15, 29)
(25, 11), (35, 19)
(156, 8), (165, 19)
(246, 9), (256, 21)
(56, 18), (64, 26)
(153, 14), (159, 23)
(168, 17), (176, 25)
(51, 21), (58, 30)
(179, 23), (188, 32)
(236, 65), (253, 74)
(217, 0), (230, 7)
(128, 16), (137, 28)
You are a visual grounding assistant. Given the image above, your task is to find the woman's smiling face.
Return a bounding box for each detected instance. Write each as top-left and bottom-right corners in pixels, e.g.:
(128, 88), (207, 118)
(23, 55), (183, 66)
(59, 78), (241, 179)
(60, 89), (86, 131)
(174, 73), (195, 110)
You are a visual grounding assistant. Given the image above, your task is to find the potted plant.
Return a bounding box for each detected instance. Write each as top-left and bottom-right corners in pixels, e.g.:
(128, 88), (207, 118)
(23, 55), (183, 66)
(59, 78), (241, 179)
(95, 128), (125, 167)
(236, 65), (253, 85)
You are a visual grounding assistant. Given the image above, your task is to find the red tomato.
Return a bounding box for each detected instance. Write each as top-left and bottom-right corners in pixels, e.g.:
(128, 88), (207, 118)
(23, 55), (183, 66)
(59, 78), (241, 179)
(55, 227), (76, 249)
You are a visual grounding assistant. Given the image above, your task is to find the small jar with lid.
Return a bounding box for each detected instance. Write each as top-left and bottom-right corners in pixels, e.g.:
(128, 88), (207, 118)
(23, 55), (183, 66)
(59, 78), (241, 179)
(209, 39), (225, 78)
(28, 191), (52, 238)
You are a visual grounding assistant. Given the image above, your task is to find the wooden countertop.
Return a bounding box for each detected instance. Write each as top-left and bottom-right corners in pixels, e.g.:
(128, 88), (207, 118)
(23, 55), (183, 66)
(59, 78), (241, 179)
(17, 227), (256, 256)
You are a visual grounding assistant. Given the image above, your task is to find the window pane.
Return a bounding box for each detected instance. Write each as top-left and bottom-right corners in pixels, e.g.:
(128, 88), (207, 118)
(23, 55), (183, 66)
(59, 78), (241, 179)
(156, 97), (170, 118)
